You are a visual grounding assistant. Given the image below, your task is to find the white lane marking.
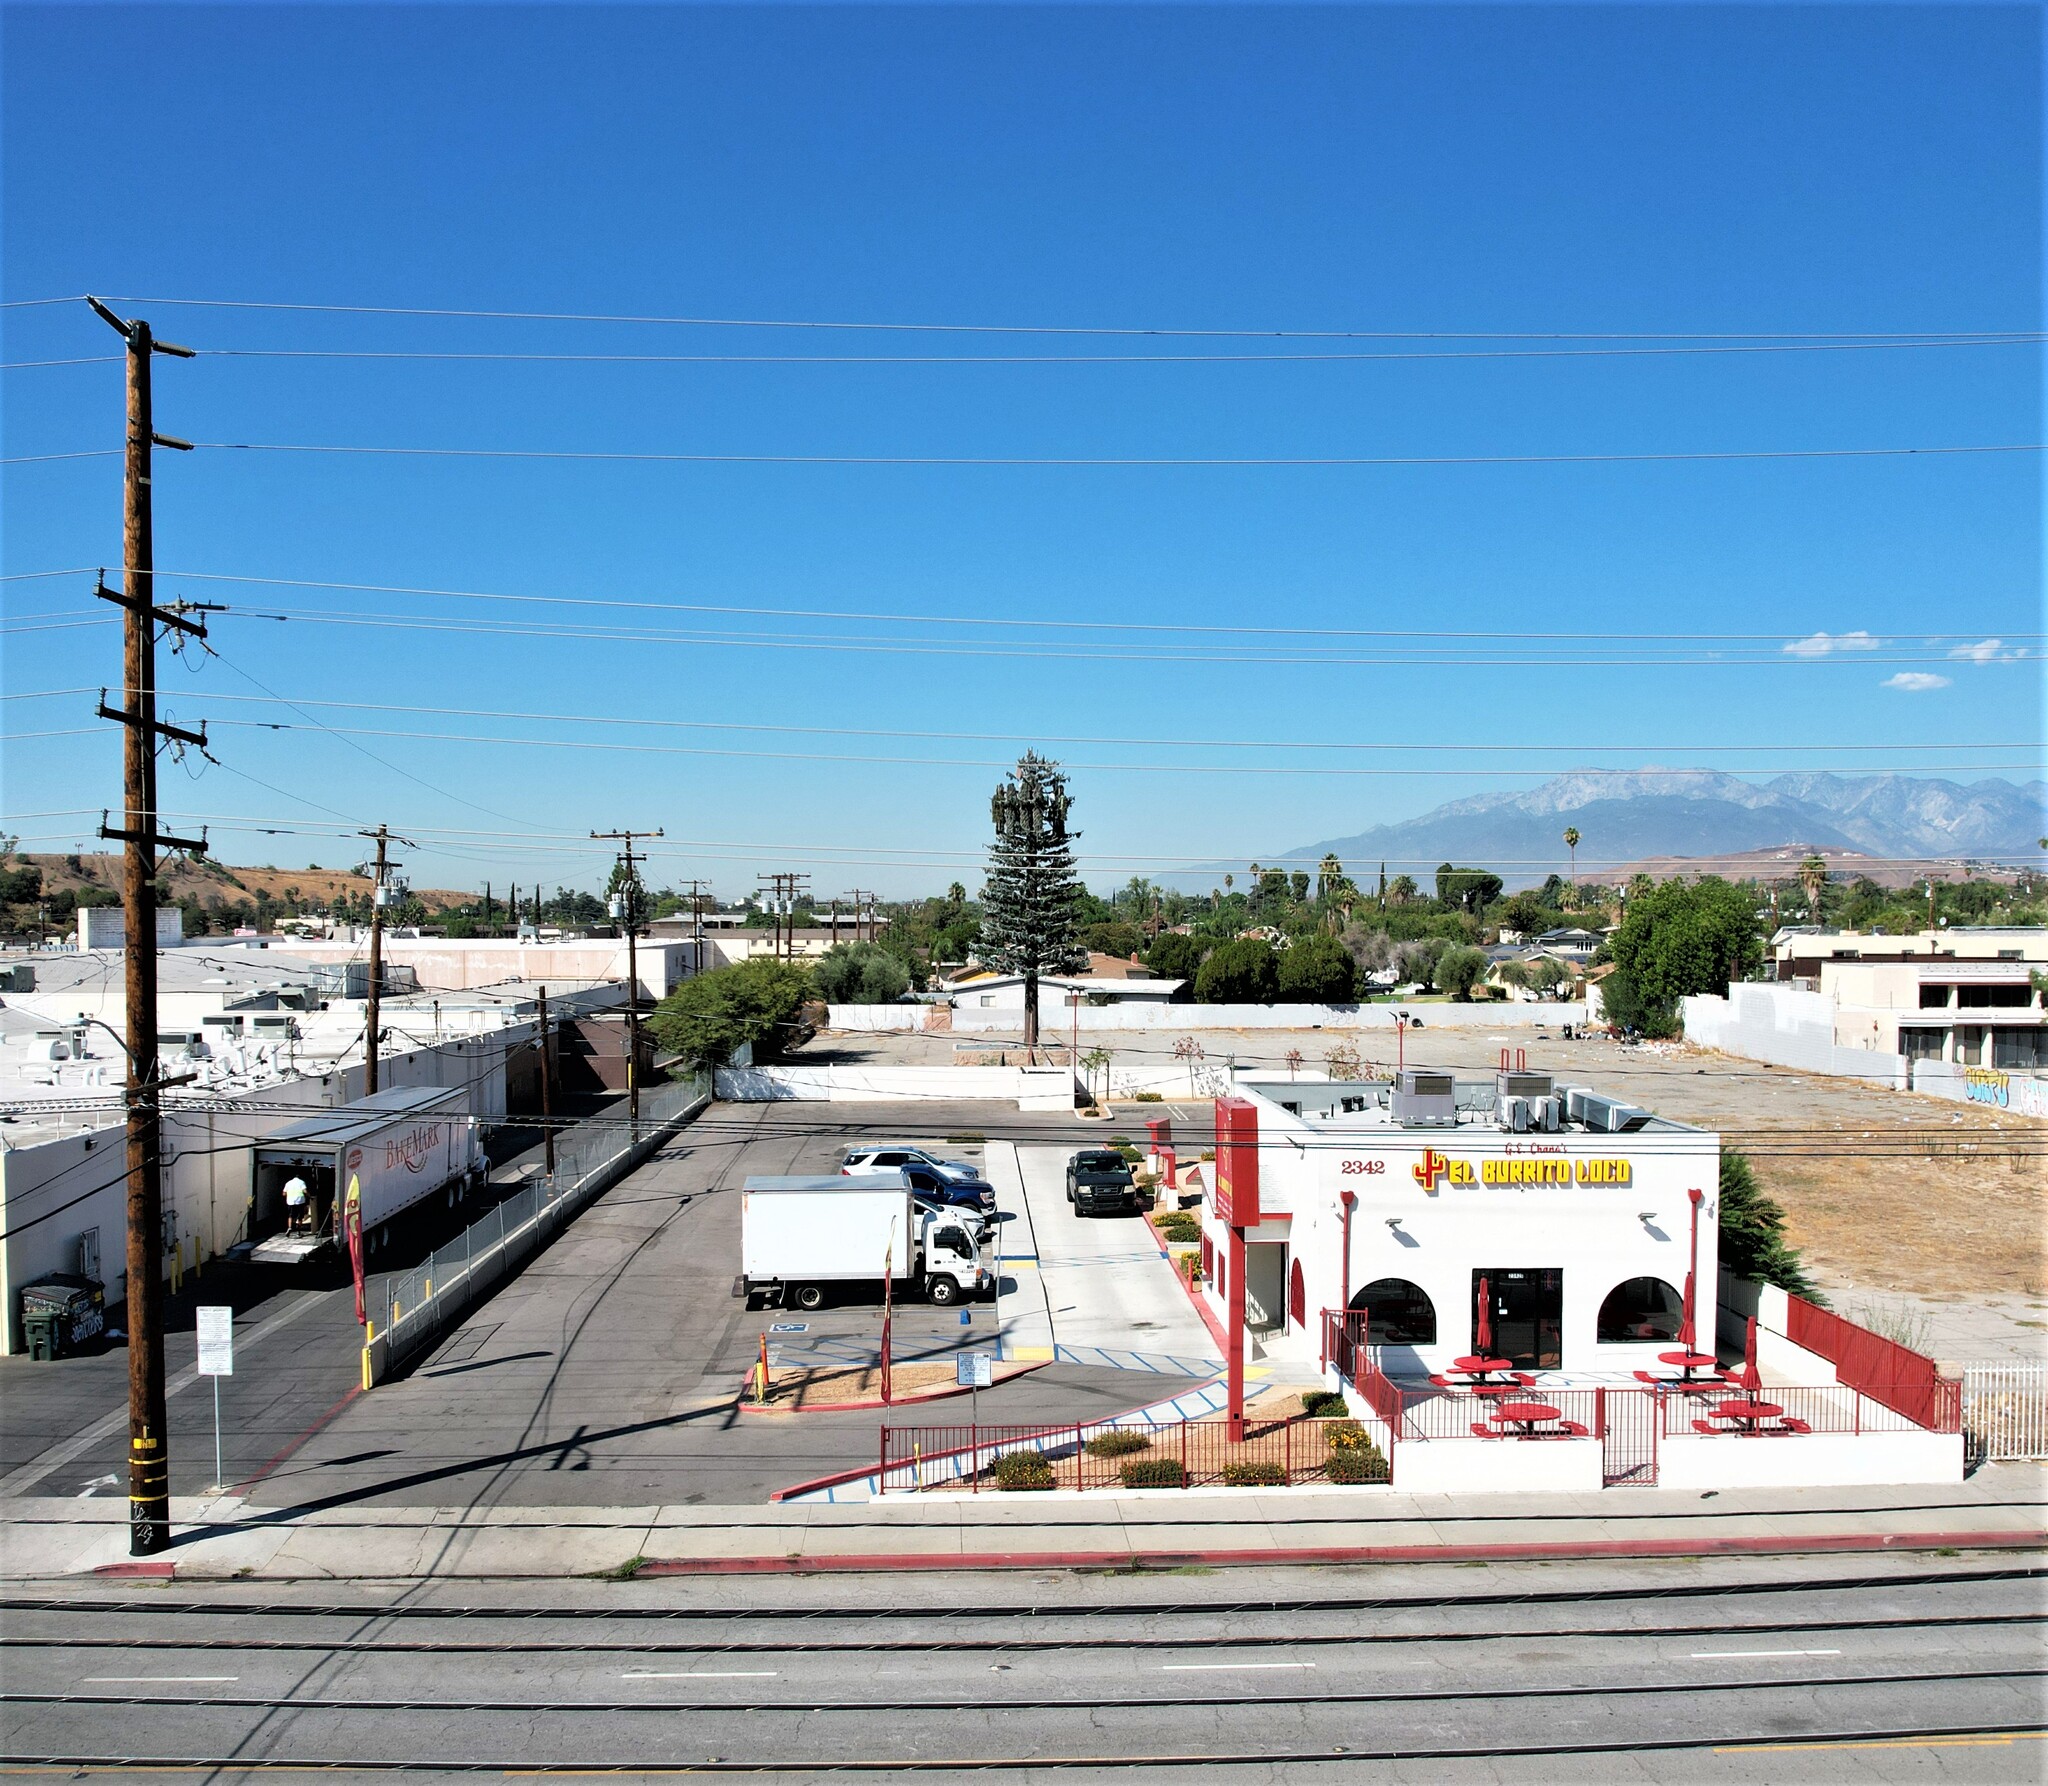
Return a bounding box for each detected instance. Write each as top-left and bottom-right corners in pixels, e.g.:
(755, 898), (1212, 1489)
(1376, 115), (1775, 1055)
(620, 1670), (780, 1679)
(1689, 1649), (1843, 1660)
(86, 1675), (239, 1683)
(1160, 1662), (1316, 1672)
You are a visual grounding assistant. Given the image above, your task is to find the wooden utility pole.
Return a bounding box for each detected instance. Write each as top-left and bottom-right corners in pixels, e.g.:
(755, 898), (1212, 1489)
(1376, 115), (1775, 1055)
(595, 828), (662, 1132)
(536, 984), (556, 1179)
(87, 296), (204, 1558)
(358, 827), (411, 1096)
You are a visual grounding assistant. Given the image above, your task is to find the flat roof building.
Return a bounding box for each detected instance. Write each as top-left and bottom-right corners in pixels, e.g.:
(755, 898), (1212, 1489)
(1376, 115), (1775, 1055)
(1195, 1068), (1720, 1385)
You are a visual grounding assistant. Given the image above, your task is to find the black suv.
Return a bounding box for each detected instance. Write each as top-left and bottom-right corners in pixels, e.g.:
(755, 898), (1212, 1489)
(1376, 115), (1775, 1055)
(1066, 1148), (1139, 1217)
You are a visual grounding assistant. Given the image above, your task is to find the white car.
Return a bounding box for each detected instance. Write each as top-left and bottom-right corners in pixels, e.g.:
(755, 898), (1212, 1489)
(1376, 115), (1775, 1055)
(840, 1145), (981, 1183)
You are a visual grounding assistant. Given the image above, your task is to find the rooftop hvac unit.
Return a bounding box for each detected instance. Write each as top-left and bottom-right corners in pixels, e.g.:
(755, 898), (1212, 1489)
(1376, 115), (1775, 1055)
(1392, 1067), (1457, 1128)
(1566, 1087), (1651, 1133)
(1497, 1094), (1567, 1134)
(248, 1015), (297, 1039)
(159, 1031), (210, 1061)
(1497, 1069), (1554, 1104)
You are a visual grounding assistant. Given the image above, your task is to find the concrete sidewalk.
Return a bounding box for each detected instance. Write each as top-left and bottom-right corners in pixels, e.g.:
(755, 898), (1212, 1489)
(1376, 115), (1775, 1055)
(3, 1463), (2040, 1583)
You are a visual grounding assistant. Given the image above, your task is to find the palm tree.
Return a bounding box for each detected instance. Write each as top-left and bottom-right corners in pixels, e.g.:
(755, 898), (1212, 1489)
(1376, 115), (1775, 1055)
(1799, 855), (1828, 922)
(1563, 826), (1580, 889)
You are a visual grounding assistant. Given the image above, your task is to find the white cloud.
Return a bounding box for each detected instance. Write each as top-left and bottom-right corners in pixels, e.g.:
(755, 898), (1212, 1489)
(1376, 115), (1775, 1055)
(1948, 638), (2005, 663)
(1784, 630), (1882, 658)
(1882, 672), (1952, 692)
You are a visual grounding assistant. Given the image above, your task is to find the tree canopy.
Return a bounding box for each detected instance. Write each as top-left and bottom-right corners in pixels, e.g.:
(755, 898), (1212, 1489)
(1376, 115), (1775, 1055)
(648, 957), (814, 1069)
(1607, 876), (1763, 1033)
(980, 752), (1086, 1045)
(812, 942), (911, 1006)
(1195, 938), (1280, 1004)
(1276, 933), (1357, 1002)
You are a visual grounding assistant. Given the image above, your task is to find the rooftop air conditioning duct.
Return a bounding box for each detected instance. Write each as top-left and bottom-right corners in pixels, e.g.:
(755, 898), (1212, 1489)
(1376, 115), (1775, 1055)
(1392, 1067), (1457, 1128)
(1568, 1088), (1651, 1133)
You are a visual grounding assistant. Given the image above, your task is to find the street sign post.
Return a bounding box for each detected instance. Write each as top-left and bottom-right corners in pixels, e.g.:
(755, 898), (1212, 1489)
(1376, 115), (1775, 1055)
(957, 1350), (994, 1424)
(195, 1305), (232, 1490)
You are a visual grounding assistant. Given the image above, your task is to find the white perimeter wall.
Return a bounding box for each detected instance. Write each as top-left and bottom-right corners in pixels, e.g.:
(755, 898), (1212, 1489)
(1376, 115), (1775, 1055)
(715, 1063), (1077, 1110)
(1683, 984), (1908, 1086)
(956, 1002), (1587, 1033)
(1392, 1437), (1606, 1495)
(1660, 1430), (1964, 1489)
(1909, 1060), (2048, 1119)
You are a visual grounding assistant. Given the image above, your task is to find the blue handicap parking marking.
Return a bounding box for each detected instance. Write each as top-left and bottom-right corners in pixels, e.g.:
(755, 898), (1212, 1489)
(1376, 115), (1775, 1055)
(769, 1322), (810, 1333)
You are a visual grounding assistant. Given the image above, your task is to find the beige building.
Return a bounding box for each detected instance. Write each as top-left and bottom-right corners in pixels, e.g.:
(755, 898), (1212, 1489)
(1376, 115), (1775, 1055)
(1823, 958), (2045, 1067)
(1771, 926), (2048, 980)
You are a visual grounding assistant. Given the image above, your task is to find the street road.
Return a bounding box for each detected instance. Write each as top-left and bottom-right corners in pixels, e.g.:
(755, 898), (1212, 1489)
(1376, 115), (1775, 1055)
(1, 1555), (2040, 1780)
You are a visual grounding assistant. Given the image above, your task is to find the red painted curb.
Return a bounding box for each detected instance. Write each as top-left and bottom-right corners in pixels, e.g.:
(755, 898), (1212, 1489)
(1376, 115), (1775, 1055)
(635, 1528), (2046, 1577)
(92, 1561), (175, 1579)
(738, 1361), (1047, 1415)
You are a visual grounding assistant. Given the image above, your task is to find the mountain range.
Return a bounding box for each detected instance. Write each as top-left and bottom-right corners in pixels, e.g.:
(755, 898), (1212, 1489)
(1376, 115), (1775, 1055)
(1254, 771), (2047, 890)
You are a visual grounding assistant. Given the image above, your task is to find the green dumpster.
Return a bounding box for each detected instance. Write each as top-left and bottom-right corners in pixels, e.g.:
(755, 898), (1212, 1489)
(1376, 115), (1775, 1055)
(18, 1274), (105, 1361)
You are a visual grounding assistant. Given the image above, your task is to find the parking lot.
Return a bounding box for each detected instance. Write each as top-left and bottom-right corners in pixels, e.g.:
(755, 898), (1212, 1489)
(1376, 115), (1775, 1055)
(240, 1100), (1227, 1511)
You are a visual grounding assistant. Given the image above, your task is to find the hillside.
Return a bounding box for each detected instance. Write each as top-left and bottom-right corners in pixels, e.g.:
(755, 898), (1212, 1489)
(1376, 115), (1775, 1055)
(7, 853), (474, 913)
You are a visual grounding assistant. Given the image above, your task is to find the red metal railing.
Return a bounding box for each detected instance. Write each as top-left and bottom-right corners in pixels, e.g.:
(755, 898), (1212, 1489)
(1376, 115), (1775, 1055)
(879, 1416), (1391, 1492)
(1657, 1382), (1929, 1438)
(1784, 1294), (1963, 1433)
(1396, 1385), (1606, 1441)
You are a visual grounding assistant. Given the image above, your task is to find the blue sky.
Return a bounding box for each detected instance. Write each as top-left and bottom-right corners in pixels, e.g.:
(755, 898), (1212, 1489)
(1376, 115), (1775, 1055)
(3, 3), (2041, 898)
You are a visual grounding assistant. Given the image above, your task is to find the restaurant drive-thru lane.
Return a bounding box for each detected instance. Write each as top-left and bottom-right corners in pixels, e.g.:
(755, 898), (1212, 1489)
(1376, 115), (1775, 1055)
(0, 1556), (2040, 1779)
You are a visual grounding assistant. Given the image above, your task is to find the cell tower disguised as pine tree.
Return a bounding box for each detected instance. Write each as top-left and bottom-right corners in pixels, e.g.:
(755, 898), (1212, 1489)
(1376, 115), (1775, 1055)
(981, 751), (1086, 1052)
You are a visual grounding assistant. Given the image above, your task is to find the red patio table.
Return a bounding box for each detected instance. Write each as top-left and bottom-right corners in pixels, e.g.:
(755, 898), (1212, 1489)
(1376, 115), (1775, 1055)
(1453, 1356), (1517, 1374)
(1490, 1400), (1564, 1436)
(1710, 1397), (1786, 1435)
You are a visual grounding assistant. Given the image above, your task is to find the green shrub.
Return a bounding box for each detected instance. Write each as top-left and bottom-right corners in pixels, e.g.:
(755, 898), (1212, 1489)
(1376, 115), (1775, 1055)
(1324, 1447), (1389, 1485)
(1155, 1213), (1200, 1241)
(1084, 1430), (1152, 1458)
(1130, 1091), (1164, 1102)
(1324, 1419), (1371, 1452)
(990, 1450), (1055, 1491)
(1119, 1457), (1187, 1489)
(1298, 1390), (1348, 1418)
(1222, 1460), (1287, 1487)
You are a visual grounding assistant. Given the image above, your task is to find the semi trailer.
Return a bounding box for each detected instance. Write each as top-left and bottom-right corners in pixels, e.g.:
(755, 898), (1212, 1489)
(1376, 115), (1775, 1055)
(247, 1084), (484, 1265)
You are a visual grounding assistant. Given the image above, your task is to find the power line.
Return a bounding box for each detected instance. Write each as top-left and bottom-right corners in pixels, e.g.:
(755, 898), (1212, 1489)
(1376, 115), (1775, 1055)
(66, 570), (2048, 645)
(177, 718), (2048, 779)
(11, 684), (2032, 756)
(14, 337), (2044, 368)
(74, 296), (2044, 340)
(16, 601), (2040, 669)
(30, 437), (2047, 470)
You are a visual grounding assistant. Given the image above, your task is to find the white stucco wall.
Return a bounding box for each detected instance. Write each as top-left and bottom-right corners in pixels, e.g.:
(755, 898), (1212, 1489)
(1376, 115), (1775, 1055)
(953, 1001), (1586, 1033)
(715, 1063), (1077, 1109)
(1682, 984), (1909, 1086)
(1658, 1430), (1964, 1489)
(1392, 1437), (1606, 1494)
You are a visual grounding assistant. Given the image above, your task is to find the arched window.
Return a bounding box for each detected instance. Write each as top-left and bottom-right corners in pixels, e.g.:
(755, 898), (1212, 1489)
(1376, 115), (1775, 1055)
(1597, 1276), (1685, 1344)
(1289, 1258), (1306, 1329)
(1349, 1277), (1436, 1346)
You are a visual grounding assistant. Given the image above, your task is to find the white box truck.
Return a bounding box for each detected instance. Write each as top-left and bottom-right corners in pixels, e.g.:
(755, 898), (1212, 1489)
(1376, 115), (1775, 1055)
(247, 1085), (484, 1265)
(739, 1175), (989, 1311)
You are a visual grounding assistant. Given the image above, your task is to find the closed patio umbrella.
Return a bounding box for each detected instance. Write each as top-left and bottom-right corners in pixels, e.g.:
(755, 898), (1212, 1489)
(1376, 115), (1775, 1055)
(1676, 1268), (1697, 1355)
(1475, 1275), (1493, 1357)
(1737, 1314), (1762, 1395)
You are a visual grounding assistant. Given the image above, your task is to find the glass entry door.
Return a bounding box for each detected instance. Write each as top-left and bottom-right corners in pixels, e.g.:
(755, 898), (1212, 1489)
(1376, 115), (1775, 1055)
(1475, 1268), (1563, 1371)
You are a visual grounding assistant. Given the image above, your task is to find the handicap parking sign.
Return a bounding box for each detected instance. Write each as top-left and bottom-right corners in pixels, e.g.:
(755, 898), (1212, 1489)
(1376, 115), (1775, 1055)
(769, 1322), (809, 1333)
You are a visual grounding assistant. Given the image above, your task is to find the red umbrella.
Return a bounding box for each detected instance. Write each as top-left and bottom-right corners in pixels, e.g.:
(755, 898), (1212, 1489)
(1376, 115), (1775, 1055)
(1737, 1314), (1762, 1395)
(1475, 1275), (1493, 1357)
(1677, 1187), (1705, 1354)
(1676, 1268), (1697, 1354)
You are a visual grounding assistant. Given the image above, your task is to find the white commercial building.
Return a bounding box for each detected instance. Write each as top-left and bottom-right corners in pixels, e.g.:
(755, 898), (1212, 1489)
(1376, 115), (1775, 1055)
(1197, 1067), (1719, 1380)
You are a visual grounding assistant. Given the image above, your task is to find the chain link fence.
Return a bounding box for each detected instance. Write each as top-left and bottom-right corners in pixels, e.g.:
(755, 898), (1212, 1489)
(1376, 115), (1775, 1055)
(370, 1070), (710, 1378)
